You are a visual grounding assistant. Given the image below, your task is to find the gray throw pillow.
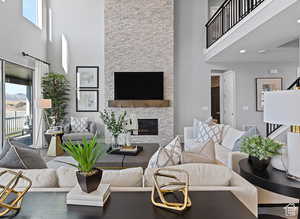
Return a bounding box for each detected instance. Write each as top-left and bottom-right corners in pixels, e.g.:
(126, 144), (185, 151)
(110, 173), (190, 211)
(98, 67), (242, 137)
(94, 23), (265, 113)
(0, 141), (10, 160)
(232, 127), (260, 151)
(0, 141), (47, 169)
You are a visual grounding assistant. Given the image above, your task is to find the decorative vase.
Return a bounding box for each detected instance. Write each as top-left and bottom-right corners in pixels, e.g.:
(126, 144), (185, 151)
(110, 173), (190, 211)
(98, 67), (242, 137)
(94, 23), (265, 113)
(248, 156), (271, 172)
(125, 132), (131, 146)
(76, 168), (103, 193)
(112, 135), (119, 149)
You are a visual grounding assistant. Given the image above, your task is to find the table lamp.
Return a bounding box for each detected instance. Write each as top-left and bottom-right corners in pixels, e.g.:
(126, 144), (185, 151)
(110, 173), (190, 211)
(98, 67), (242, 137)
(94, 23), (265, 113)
(264, 90), (300, 180)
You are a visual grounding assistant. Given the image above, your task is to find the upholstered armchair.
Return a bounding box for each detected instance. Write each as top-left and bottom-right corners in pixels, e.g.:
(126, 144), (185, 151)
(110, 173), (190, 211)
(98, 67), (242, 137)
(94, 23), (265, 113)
(62, 119), (97, 144)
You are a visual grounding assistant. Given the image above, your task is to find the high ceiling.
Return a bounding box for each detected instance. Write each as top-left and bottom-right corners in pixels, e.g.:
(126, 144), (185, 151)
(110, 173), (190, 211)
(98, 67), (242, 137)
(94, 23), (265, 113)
(206, 1), (300, 63)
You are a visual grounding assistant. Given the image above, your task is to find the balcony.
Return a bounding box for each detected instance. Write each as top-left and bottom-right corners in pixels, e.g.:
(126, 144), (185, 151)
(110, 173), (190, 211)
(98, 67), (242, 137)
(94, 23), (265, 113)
(206, 0), (265, 48)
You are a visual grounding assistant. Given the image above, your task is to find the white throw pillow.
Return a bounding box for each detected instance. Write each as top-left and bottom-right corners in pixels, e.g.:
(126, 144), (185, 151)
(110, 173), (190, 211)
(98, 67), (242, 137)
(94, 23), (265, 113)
(221, 127), (245, 150)
(195, 122), (223, 144)
(192, 117), (213, 138)
(71, 117), (89, 133)
(148, 136), (182, 168)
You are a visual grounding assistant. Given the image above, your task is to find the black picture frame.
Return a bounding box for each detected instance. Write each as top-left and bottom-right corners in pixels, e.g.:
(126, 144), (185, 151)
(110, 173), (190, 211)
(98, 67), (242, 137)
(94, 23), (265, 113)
(255, 77), (283, 112)
(76, 66), (99, 89)
(76, 90), (99, 112)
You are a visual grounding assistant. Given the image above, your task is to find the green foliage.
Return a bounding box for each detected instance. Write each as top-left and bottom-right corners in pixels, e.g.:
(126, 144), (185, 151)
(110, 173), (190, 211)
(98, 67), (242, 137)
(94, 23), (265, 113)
(41, 73), (70, 126)
(241, 136), (283, 160)
(61, 137), (105, 173)
(100, 110), (127, 137)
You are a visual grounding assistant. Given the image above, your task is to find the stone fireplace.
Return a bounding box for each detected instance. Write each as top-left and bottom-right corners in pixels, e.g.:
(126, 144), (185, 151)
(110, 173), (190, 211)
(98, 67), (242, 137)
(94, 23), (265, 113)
(104, 0), (174, 146)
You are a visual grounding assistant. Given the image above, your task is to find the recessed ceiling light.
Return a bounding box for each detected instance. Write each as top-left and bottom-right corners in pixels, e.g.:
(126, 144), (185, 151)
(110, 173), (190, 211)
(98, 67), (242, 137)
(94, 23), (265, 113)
(297, 19), (300, 24)
(258, 49), (266, 54)
(240, 49), (246, 54)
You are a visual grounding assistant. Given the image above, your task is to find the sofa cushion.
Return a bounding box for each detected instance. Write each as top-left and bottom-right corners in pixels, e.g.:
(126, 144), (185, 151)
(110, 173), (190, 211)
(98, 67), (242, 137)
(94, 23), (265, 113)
(221, 127), (245, 150)
(144, 163), (232, 187)
(0, 141), (10, 160)
(215, 143), (231, 166)
(233, 127), (259, 151)
(0, 141), (47, 169)
(56, 166), (143, 188)
(147, 136), (182, 168)
(0, 168), (58, 188)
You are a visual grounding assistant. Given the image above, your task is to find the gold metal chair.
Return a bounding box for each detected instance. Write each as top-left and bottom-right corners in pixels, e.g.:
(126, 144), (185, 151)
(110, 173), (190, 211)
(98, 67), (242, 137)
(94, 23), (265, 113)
(0, 170), (32, 216)
(151, 168), (192, 211)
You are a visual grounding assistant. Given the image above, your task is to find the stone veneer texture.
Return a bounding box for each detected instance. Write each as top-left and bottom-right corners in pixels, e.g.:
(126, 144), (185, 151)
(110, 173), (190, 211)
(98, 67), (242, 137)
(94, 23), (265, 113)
(104, 0), (174, 146)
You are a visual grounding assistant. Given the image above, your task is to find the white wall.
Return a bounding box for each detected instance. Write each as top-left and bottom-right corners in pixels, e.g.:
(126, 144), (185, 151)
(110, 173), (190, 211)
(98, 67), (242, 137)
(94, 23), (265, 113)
(218, 63), (298, 136)
(0, 0), (47, 68)
(47, 0), (105, 132)
(174, 0), (218, 136)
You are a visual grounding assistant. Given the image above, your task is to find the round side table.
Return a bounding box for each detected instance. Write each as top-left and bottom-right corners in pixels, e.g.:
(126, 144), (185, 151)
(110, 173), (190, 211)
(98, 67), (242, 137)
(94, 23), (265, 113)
(239, 158), (300, 219)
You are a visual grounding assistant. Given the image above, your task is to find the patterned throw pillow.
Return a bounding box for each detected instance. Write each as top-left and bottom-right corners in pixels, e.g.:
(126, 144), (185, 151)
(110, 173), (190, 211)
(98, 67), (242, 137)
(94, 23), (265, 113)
(195, 121), (223, 144)
(71, 117), (89, 133)
(148, 136), (182, 168)
(192, 117), (213, 138)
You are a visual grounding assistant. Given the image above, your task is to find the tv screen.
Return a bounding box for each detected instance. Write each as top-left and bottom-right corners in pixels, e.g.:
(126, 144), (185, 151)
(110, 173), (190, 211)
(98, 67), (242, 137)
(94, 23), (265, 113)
(114, 72), (164, 100)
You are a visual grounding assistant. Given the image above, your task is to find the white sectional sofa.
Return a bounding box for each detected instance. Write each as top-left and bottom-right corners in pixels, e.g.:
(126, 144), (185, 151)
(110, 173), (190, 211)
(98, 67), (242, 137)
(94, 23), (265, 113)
(0, 163), (258, 217)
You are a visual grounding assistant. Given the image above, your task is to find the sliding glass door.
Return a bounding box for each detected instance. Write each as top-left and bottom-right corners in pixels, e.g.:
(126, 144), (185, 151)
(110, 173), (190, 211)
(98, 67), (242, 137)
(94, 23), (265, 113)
(3, 62), (34, 146)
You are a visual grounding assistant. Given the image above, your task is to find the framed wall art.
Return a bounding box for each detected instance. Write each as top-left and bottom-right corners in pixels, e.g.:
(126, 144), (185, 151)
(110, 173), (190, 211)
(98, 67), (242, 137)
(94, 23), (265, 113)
(76, 66), (99, 89)
(256, 77), (283, 112)
(76, 90), (99, 112)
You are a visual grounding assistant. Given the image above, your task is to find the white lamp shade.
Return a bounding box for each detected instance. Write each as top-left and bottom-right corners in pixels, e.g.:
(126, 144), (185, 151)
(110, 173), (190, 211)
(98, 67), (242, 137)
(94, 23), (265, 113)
(264, 90), (300, 125)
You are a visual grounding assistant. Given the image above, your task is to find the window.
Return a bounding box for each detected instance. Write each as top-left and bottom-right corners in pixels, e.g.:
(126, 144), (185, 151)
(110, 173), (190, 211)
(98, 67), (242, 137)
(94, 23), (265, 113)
(22, 0), (42, 28)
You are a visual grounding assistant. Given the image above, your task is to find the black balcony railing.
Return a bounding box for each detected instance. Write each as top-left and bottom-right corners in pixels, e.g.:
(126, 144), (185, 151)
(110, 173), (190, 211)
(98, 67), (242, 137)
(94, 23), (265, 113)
(206, 0), (265, 48)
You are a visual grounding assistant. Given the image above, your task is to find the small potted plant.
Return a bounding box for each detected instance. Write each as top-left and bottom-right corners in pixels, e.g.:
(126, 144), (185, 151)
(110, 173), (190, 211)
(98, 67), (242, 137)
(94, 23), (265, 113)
(100, 110), (127, 148)
(241, 136), (283, 171)
(61, 137), (104, 193)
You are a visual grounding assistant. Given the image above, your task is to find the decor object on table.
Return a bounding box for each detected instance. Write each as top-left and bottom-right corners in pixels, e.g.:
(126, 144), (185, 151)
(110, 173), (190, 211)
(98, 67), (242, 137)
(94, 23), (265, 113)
(284, 203), (297, 217)
(148, 136), (182, 168)
(41, 72), (70, 126)
(151, 168), (192, 211)
(76, 90), (99, 112)
(66, 184), (110, 207)
(240, 136), (282, 171)
(100, 110), (127, 148)
(124, 114), (138, 146)
(0, 170), (32, 217)
(255, 77), (282, 112)
(60, 137), (105, 193)
(62, 118), (97, 144)
(76, 66), (99, 89)
(264, 90), (300, 181)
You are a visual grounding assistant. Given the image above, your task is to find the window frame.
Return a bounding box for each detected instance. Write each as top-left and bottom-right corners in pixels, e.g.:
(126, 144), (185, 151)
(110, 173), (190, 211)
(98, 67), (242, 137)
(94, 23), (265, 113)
(22, 0), (43, 29)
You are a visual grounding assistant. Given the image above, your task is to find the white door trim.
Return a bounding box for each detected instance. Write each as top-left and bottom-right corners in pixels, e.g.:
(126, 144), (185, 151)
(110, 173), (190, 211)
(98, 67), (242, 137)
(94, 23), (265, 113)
(223, 70), (237, 128)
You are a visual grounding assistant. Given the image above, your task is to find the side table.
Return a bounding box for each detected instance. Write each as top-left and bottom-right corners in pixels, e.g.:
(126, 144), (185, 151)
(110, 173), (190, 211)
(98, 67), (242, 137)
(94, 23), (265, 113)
(239, 158), (300, 219)
(46, 131), (64, 157)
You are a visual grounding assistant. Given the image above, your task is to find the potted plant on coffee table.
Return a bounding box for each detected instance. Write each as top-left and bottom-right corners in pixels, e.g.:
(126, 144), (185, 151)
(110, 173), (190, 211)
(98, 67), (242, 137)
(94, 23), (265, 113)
(241, 136), (283, 171)
(60, 137), (104, 193)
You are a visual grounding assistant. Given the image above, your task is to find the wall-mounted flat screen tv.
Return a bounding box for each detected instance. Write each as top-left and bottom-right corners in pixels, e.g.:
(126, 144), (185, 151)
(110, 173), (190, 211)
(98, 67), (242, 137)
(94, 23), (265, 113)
(114, 72), (164, 100)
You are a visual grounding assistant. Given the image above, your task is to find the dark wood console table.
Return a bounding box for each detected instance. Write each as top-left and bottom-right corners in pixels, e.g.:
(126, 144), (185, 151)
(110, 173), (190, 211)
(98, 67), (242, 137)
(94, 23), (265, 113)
(14, 191), (256, 219)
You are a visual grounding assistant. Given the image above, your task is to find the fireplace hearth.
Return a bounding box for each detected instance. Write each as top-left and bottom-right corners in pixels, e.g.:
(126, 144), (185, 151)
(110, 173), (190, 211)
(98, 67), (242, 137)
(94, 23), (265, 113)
(137, 119), (158, 135)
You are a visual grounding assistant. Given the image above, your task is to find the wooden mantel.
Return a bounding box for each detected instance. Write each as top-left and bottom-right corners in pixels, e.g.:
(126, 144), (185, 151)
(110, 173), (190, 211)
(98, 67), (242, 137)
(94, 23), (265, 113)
(108, 100), (170, 108)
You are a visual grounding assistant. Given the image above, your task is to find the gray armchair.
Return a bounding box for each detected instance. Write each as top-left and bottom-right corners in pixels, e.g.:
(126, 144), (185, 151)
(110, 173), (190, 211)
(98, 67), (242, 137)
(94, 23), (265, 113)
(62, 119), (97, 144)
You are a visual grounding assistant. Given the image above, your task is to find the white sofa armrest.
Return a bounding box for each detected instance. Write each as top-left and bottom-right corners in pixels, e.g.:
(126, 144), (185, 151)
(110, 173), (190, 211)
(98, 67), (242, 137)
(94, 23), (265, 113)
(230, 172), (258, 217)
(228, 152), (248, 173)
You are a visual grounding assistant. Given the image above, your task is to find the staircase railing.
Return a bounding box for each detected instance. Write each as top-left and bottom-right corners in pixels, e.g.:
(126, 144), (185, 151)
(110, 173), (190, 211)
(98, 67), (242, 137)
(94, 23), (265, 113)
(206, 0), (265, 48)
(266, 77), (300, 137)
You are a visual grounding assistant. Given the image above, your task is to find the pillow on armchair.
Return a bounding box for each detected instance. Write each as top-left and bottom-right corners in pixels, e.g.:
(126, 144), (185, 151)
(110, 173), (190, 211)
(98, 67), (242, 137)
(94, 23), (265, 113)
(70, 117), (89, 133)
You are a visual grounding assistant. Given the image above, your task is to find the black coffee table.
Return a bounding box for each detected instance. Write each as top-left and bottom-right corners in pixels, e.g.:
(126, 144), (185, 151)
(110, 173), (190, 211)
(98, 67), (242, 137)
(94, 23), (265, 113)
(12, 191), (256, 219)
(96, 143), (159, 169)
(240, 158), (300, 219)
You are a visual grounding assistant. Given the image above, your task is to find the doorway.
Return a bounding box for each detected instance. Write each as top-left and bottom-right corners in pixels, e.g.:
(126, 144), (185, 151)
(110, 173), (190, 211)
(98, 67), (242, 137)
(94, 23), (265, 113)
(211, 71), (237, 127)
(2, 61), (34, 146)
(211, 75), (221, 124)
